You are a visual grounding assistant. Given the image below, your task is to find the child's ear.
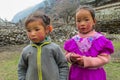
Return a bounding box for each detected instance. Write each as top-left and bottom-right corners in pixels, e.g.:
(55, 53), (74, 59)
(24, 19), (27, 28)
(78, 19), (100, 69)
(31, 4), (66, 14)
(93, 19), (96, 25)
(46, 25), (53, 34)
(49, 25), (53, 32)
(93, 19), (96, 23)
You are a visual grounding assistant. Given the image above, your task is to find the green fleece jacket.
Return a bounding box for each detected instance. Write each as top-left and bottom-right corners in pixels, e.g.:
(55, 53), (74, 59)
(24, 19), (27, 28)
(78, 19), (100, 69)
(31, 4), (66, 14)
(18, 40), (69, 80)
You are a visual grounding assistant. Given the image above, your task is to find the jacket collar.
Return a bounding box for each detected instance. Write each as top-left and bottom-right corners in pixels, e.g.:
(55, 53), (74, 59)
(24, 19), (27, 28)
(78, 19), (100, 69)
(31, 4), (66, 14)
(30, 36), (51, 46)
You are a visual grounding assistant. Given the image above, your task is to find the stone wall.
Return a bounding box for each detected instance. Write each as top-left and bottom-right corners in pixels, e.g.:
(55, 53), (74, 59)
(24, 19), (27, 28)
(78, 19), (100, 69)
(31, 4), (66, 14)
(95, 2), (120, 33)
(95, 2), (120, 21)
(0, 26), (29, 46)
(1, 2), (120, 46)
(0, 24), (76, 47)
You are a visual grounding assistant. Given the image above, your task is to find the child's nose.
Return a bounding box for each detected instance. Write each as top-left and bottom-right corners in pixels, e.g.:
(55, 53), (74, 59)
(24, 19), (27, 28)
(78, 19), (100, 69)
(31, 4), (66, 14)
(80, 21), (86, 25)
(31, 31), (36, 36)
(79, 22), (86, 27)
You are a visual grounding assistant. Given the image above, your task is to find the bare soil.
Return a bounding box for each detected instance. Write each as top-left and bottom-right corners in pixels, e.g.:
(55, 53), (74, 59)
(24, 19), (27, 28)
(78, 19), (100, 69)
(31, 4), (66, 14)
(0, 44), (26, 52)
(0, 44), (27, 61)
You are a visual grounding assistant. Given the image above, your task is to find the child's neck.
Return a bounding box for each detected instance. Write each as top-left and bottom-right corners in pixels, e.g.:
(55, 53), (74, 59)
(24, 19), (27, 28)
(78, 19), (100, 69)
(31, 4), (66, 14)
(78, 30), (96, 38)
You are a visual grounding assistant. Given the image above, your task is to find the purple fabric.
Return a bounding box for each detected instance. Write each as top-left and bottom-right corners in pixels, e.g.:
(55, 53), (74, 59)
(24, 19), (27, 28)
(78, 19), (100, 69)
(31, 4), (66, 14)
(64, 33), (114, 80)
(72, 33), (102, 53)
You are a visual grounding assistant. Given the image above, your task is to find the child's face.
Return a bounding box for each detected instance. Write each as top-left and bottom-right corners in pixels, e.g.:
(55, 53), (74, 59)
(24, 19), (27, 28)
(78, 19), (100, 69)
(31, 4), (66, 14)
(26, 20), (48, 43)
(76, 9), (96, 34)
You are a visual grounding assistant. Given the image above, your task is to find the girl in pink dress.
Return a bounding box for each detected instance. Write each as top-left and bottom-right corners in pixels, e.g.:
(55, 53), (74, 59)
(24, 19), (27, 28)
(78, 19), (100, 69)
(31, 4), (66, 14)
(64, 5), (114, 80)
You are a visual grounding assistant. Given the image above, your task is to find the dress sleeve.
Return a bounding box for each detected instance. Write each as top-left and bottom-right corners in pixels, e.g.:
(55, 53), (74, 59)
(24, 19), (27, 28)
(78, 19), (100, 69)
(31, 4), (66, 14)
(101, 38), (114, 54)
(93, 36), (114, 55)
(64, 39), (77, 52)
(64, 39), (72, 52)
(83, 36), (114, 68)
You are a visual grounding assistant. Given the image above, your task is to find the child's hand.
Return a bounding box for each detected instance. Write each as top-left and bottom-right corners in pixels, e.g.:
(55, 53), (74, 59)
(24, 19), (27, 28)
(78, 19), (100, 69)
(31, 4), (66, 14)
(70, 53), (81, 63)
(76, 56), (84, 66)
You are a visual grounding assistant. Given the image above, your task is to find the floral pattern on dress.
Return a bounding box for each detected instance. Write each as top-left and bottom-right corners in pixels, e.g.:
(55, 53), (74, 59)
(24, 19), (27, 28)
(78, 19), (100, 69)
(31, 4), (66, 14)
(73, 33), (102, 53)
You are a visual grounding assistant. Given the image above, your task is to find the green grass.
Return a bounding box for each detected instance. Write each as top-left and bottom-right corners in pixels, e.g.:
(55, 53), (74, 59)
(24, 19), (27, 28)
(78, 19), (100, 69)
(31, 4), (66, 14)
(112, 40), (120, 58)
(105, 62), (120, 80)
(1, 52), (120, 80)
(0, 41), (120, 80)
(112, 40), (120, 50)
(0, 52), (20, 80)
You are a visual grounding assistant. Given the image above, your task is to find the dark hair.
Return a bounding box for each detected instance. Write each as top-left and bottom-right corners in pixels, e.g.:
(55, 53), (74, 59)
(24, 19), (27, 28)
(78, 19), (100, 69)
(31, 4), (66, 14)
(25, 12), (50, 27)
(76, 5), (95, 20)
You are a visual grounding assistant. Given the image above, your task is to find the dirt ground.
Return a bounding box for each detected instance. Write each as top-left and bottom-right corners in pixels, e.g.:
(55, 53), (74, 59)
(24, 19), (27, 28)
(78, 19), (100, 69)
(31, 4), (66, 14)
(0, 44), (27, 60)
(0, 44), (26, 52)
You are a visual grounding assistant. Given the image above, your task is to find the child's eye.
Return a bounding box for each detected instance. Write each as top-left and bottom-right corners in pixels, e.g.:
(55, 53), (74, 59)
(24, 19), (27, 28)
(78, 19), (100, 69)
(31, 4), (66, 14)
(77, 19), (81, 22)
(85, 19), (89, 21)
(35, 29), (40, 31)
(27, 29), (31, 32)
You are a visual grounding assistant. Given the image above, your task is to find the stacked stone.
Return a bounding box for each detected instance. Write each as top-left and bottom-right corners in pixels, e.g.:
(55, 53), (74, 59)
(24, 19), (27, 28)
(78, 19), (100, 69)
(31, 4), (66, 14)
(0, 27), (29, 46)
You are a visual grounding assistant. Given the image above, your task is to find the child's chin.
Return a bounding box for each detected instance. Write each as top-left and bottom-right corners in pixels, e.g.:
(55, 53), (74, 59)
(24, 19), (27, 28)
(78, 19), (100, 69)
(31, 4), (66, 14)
(33, 40), (44, 43)
(80, 32), (87, 34)
(32, 40), (39, 43)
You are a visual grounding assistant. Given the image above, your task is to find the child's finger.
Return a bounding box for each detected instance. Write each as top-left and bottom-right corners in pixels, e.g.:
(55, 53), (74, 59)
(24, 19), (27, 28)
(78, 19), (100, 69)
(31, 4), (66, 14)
(71, 53), (81, 58)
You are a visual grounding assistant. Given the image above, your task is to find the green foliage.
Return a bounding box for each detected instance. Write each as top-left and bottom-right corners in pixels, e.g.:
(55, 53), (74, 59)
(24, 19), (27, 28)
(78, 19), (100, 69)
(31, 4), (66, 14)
(105, 62), (120, 80)
(111, 40), (120, 59)
(1, 53), (120, 80)
(113, 40), (120, 50)
(0, 53), (20, 80)
(0, 41), (120, 80)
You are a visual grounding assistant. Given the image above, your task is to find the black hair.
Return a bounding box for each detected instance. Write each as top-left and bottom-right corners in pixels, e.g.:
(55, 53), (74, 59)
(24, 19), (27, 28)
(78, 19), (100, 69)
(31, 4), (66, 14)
(76, 5), (95, 20)
(25, 12), (50, 27)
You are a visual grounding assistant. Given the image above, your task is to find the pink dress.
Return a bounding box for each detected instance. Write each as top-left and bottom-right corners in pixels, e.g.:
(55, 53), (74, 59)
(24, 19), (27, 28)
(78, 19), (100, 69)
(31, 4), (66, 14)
(64, 32), (114, 80)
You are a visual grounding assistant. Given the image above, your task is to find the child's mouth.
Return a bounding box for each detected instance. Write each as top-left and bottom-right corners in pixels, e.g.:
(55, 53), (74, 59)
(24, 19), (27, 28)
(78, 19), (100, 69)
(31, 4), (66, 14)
(31, 38), (37, 41)
(81, 28), (86, 30)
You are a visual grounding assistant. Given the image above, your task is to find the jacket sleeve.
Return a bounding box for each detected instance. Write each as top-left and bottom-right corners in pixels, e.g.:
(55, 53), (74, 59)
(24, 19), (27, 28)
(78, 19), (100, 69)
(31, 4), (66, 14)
(54, 45), (69, 80)
(18, 50), (28, 80)
(65, 52), (72, 63)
